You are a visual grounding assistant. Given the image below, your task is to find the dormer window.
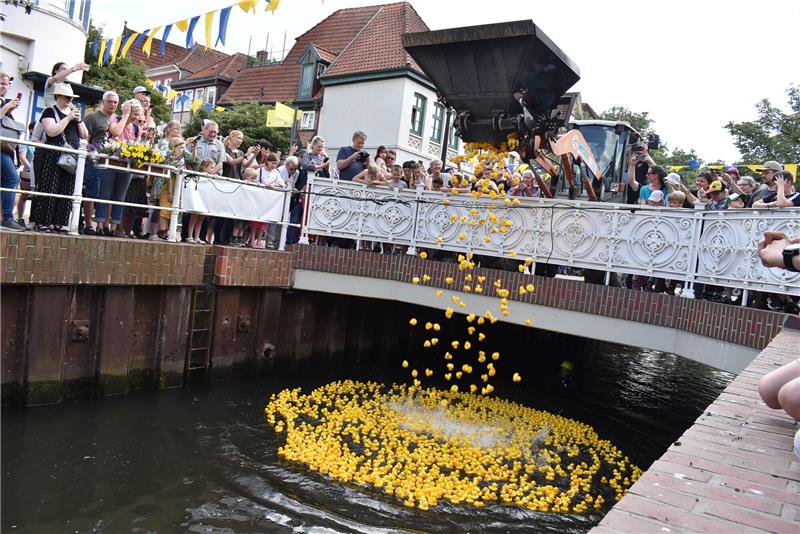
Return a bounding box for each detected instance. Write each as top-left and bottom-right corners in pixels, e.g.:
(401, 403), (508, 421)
(297, 44), (328, 100)
(299, 63), (315, 99)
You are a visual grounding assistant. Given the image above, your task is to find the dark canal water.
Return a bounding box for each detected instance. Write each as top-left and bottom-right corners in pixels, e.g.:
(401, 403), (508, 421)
(2, 330), (733, 533)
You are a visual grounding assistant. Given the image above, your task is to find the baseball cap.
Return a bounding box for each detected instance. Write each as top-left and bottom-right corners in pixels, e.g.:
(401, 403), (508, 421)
(706, 180), (725, 194)
(665, 172), (681, 184)
(726, 193), (742, 205)
(648, 190), (664, 203)
(132, 85), (150, 95)
(725, 166), (740, 174)
(756, 161), (782, 172)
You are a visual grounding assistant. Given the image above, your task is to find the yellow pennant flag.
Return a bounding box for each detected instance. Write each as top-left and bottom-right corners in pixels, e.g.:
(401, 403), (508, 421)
(274, 101), (296, 123)
(145, 79), (155, 88)
(175, 19), (189, 32)
(119, 33), (139, 59)
(97, 39), (107, 66)
(746, 165), (762, 173)
(204, 11), (214, 50)
(266, 0), (280, 13)
(167, 89), (179, 101)
(142, 26), (161, 57)
(296, 109), (303, 120)
(266, 109), (291, 128)
(191, 99), (203, 113)
(784, 163), (797, 177)
(109, 37), (123, 64)
(215, 106), (226, 112)
(238, 0), (258, 13)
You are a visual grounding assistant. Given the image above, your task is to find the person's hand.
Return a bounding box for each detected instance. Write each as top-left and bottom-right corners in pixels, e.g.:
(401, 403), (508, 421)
(74, 62), (90, 72)
(288, 143), (297, 156)
(1, 97), (19, 114)
(246, 145), (257, 155)
(776, 174), (785, 189)
(70, 106), (82, 121)
(121, 101), (131, 115)
(758, 231), (800, 268)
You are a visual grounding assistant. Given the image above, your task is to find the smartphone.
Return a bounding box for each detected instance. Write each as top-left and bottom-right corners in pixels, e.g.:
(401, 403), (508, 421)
(323, 157), (329, 163)
(15, 92), (22, 101)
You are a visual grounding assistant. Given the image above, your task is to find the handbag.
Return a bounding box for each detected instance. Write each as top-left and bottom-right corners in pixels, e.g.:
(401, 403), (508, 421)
(0, 115), (24, 153)
(57, 133), (78, 175)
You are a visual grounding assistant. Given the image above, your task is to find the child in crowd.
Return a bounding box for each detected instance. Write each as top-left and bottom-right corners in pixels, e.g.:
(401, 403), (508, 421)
(259, 153), (283, 187)
(353, 164), (388, 187)
(386, 165), (408, 189)
(646, 190), (664, 207)
(374, 145), (388, 178)
(155, 137), (185, 238)
(185, 159), (215, 244)
(667, 190), (686, 208)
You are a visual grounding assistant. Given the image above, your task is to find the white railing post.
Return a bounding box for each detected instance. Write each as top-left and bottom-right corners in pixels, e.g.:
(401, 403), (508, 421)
(68, 139), (89, 235)
(298, 175), (313, 245)
(681, 209), (704, 299)
(167, 162), (184, 243)
(278, 189), (291, 251)
(406, 180), (425, 256)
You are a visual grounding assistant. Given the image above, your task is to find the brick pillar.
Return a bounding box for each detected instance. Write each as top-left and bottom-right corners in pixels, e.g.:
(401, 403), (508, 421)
(96, 287), (135, 397)
(25, 286), (72, 405)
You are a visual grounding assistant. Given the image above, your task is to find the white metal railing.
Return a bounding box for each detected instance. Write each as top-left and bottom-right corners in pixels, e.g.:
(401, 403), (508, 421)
(299, 177), (800, 297)
(0, 136), (294, 250)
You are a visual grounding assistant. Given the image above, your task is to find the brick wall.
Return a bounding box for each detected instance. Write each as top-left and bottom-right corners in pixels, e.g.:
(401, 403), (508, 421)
(293, 246), (787, 350)
(212, 245), (293, 287)
(1, 233), (207, 286)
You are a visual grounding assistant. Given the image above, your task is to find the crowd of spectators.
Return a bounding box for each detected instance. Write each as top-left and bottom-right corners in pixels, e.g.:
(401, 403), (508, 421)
(0, 67), (797, 310)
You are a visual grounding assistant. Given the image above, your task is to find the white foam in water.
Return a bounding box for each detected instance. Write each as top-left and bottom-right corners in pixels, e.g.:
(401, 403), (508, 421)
(388, 400), (549, 450)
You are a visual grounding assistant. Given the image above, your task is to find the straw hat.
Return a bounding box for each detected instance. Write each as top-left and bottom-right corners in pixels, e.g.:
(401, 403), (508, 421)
(52, 82), (78, 99)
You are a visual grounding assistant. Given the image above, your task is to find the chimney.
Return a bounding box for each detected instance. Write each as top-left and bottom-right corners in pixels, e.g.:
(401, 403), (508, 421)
(256, 50), (269, 65)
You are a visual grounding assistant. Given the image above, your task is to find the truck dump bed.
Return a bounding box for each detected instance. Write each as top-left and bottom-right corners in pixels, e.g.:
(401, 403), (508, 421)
(402, 20), (580, 143)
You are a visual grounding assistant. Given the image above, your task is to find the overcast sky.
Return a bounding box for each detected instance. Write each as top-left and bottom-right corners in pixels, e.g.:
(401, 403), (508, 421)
(91, 0), (800, 164)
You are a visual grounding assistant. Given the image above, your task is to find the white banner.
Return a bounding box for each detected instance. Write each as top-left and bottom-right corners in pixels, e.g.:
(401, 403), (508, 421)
(181, 176), (286, 222)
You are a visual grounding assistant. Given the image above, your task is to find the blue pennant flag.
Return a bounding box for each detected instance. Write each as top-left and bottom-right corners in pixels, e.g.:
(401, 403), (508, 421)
(134, 29), (149, 48)
(103, 38), (114, 64)
(177, 94), (190, 106)
(186, 15), (200, 48)
(204, 103), (213, 112)
(217, 6), (232, 46)
(92, 40), (100, 58)
(156, 83), (167, 92)
(160, 24), (172, 56)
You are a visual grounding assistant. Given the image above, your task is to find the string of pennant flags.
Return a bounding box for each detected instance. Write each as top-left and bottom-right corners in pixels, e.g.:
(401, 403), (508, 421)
(89, 0), (280, 67)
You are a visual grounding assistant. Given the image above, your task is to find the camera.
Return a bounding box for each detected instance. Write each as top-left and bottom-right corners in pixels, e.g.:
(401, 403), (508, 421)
(358, 151), (369, 161)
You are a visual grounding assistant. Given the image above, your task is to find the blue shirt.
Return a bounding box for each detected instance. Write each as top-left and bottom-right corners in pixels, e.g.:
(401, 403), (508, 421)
(639, 185), (669, 206)
(336, 146), (365, 181)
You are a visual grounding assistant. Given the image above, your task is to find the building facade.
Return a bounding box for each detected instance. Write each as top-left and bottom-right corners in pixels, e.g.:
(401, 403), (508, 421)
(0, 0), (93, 125)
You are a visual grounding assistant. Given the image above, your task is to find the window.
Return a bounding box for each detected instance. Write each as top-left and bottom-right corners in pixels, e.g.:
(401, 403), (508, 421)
(298, 63), (315, 99)
(182, 89), (193, 112)
(410, 93), (426, 136)
(316, 63), (326, 78)
(194, 88), (204, 109)
(430, 104), (444, 143)
(205, 87), (216, 105)
(172, 91), (182, 112)
(447, 123), (459, 150)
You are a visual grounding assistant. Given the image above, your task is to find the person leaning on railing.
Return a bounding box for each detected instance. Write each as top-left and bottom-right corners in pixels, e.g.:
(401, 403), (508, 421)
(92, 99), (134, 237)
(30, 83), (88, 234)
(81, 90), (120, 235)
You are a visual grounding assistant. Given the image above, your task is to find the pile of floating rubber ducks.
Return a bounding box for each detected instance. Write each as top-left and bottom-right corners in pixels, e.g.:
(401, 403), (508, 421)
(265, 380), (641, 512)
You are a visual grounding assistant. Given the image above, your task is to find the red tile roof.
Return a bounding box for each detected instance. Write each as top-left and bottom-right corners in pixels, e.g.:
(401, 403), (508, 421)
(322, 2), (428, 79)
(125, 29), (188, 70)
(222, 2), (425, 104)
(123, 28), (230, 75)
(185, 52), (249, 81)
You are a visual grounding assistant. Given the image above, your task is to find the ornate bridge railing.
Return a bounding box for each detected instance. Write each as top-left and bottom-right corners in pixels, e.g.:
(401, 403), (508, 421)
(299, 178), (800, 297)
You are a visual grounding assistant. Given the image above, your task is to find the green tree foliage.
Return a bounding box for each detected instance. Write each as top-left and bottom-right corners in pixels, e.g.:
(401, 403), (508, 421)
(184, 102), (291, 151)
(725, 85), (800, 163)
(82, 24), (171, 123)
(600, 106), (658, 140)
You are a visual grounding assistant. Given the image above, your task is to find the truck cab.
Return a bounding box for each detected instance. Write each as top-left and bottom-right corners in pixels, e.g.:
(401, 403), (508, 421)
(550, 120), (641, 203)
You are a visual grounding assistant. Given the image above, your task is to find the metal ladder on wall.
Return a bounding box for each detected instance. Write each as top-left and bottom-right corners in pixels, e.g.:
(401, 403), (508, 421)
(185, 253), (216, 382)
